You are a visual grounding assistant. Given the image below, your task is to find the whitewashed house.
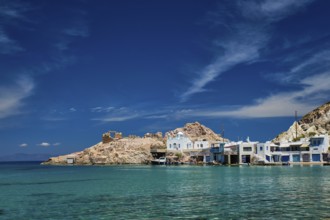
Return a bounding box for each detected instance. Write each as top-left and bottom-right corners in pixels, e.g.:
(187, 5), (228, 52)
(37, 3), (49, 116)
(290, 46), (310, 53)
(166, 131), (222, 163)
(194, 139), (210, 149)
(167, 132), (193, 151)
(256, 134), (329, 163)
(309, 134), (329, 162)
(238, 138), (258, 164)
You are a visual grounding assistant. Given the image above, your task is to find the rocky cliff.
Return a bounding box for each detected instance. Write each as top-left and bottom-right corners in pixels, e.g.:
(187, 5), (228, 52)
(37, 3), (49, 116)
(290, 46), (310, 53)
(274, 102), (330, 143)
(42, 136), (165, 165)
(165, 122), (227, 142)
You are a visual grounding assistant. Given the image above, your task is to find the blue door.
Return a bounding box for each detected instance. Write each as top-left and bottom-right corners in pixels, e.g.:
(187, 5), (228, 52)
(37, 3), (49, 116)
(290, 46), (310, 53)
(281, 155), (289, 162)
(266, 155), (270, 162)
(273, 155), (280, 162)
(312, 154), (321, 162)
(292, 155), (300, 162)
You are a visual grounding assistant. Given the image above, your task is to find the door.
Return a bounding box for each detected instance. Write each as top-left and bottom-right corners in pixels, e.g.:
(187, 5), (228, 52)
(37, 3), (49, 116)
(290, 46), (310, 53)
(312, 154), (321, 162)
(292, 155), (300, 162)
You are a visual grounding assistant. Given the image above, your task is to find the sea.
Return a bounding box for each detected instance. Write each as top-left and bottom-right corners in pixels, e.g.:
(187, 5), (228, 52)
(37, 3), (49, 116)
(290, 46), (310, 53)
(1, 162), (330, 219)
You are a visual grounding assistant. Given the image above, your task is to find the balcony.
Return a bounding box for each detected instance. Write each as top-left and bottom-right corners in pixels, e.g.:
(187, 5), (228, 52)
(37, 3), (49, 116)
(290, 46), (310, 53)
(210, 147), (222, 153)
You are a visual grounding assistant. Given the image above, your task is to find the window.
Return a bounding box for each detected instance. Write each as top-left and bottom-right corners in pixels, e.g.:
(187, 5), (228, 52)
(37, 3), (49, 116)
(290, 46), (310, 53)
(266, 146), (268, 150)
(201, 144), (203, 148)
(170, 144), (172, 148)
(178, 144), (180, 148)
(260, 146), (263, 151)
(243, 147), (252, 152)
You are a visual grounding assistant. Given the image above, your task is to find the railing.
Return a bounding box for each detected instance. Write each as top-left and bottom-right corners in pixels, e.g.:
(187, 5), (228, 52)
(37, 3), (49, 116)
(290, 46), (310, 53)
(210, 148), (221, 153)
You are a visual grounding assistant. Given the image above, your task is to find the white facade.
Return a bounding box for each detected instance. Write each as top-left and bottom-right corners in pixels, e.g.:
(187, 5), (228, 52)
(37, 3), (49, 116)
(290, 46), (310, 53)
(193, 140), (210, 149)
(256, 134), (329, 163)
(239, 141), (258, 164)
(167, 132), (193, 151)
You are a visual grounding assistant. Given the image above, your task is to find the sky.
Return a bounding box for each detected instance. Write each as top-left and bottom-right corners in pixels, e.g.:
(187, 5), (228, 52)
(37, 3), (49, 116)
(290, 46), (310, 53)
(1, 0), (330, 157)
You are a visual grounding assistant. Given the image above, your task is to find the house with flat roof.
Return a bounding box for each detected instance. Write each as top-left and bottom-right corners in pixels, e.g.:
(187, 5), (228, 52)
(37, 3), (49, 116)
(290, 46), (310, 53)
(256, 134), (329, 163)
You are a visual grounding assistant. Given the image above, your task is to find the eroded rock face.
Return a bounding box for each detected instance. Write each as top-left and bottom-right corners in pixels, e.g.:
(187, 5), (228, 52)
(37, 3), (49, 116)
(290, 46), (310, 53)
(42, 137), (165, 165)
(274, 102), (330, 143)
(165, 122), (227, 142)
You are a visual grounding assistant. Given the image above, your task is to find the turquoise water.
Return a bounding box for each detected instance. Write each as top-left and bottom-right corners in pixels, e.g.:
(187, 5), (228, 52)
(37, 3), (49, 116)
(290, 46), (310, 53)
(1, 162), (330, 219)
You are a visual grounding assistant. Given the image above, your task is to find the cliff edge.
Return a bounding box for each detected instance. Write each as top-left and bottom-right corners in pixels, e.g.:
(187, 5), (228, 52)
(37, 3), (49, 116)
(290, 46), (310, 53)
(165, 121), (227, 142)
(273, 101), (330, 143)
(42, 136), (165, 165)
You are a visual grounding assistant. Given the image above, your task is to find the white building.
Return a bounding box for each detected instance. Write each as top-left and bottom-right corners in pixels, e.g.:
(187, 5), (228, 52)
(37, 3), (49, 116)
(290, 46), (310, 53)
(166, 132), (221, 163)
(256, 134), (329, 163)
(167, 132), (193, 151)
(238, 139), (258, 164)
(193, 139), (210, 150)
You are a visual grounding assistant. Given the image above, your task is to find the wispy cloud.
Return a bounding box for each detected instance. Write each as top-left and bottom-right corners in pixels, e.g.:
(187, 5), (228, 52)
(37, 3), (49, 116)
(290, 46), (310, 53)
(19, 143), (28, 147)
(92, 115), (139, 122)
(269, 49), (330, 84)
(41, 116), (67, 122)
(0, 0), (31, 54)
(63, 25), (89, 38)
(53, 142), (61, 146)
(91, 106), (140, 122)
(55, 17), (89, 52)
(0, 76), (34, 119)
(180, 0), (314, 101)
(185, 72), (330, 118)
(91, 106), (115, 113)
(0, 27), (23, 54)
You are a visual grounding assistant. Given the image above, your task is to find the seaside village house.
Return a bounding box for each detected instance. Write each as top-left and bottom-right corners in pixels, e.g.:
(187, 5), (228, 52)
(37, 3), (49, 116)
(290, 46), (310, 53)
(238, 137), (259, 164)
(166, 131), (221, 163)
(166, 131), (261, 165)
(256, 134), (330, 164)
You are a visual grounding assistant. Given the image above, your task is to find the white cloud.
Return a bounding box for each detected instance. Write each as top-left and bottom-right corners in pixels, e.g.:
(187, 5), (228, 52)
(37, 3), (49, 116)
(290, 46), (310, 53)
(144, 115), (168, 119)
(69, 107), (77, 112)
(92, 114), (139, 122)
(0, 76), (34, 119)
(186, 72), (330, 118)
(180, 0), (314, 101)
(38, 142), (51, 147)
(91, 106), (115, 113)
(19, 143), (28, 147)
(53, 142), (61, 146)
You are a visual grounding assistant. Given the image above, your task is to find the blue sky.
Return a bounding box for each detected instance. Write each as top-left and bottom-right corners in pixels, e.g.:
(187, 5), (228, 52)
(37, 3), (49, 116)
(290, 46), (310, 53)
(1, 0), (330, 156)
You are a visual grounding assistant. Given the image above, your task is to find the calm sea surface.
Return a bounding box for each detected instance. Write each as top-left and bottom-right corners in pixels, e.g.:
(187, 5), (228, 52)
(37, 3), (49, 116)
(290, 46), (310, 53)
(1, 162), (330, 219)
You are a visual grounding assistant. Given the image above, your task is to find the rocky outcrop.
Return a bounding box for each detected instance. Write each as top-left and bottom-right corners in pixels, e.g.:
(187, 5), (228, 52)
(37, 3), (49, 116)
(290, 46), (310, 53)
(42, 136), (165, 165)
(274, 102), (330, 143)
(165, 121), (227, 142)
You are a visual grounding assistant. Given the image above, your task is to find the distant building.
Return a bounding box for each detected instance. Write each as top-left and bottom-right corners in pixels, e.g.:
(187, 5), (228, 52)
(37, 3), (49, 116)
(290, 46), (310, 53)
(167, 132), (193, 151)
(256, 134), (329, 163)
(238, 139), (258, 164)
(166, 131), (221, 163)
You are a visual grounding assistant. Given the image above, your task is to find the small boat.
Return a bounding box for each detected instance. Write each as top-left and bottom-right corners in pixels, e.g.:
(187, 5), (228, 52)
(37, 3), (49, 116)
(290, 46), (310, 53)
(151, 157), (166, 165)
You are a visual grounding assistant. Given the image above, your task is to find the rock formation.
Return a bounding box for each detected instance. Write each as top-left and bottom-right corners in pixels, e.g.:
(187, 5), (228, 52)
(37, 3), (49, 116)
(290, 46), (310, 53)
(42, 136), (165, 165)
(165, 121), (227, 142)
(273, 102), (330, 143)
